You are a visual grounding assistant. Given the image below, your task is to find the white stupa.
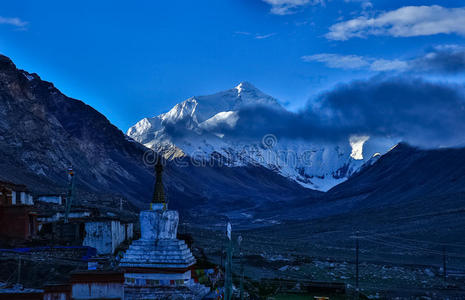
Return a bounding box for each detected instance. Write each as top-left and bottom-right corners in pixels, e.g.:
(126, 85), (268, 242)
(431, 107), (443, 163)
(119, 161), (209, 299)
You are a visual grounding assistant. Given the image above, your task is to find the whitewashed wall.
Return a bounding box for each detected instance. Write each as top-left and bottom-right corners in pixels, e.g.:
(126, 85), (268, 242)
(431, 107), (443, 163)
(44, 292), (67, 300)
(72, 282), (123, 299)
(83, 220), (134, 255)
(83, 221), (113, 254)
(37, 195), (63, 205)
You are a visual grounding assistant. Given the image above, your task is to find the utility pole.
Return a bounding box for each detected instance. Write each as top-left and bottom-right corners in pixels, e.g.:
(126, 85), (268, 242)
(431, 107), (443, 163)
(355, 231), (359, 299)
(220, 249), (224, 270)
(238, 235), (244, 300)
(443, 246), (447, 284)
(120, 198), (123, 211)
(64, 167), (75, 223)
(225, 222), (233, 300)
(17, 256), (21, 285)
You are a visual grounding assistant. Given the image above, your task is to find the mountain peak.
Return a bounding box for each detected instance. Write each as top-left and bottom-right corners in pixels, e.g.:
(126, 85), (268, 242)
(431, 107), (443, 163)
(234, 81), (256, 94)
(0, 54), (16, 71)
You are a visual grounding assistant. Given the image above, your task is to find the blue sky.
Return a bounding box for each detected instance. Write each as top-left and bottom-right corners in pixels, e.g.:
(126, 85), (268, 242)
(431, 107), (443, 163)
(1, 0), (465, 131)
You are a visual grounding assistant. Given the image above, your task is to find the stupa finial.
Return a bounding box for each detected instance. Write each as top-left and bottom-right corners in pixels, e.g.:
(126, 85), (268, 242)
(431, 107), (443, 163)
(151, 158), (166, 210)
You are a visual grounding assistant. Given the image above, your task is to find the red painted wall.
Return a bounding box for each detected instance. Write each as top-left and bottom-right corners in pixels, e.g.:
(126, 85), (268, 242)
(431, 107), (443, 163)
(0, 206), (37, 240)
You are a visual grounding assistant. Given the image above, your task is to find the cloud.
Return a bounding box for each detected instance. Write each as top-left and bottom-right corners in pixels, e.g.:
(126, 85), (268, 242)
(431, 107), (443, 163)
(412, 45), (465, 74)
(302, 54), (369, 69)
(313, 77), (465, 147)
(369, 59), (408, 71)
(302, 53), (408, 71)
(208, 77), (465, 148)
(234, 31), (252, 36)
(326, 5), (465, 40)
(255, 33), (276, 39)
(343, 0), (373, 10)
(360, 2), (373, 10)
(262, 0), (323, 15)
(0, 16), (27, 28)
(303, 45), (465, 74)
(235, 31), (277, 40)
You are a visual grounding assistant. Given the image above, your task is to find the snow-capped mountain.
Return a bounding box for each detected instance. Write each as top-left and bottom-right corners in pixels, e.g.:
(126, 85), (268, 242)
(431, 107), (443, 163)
(127, 82), (386, 191)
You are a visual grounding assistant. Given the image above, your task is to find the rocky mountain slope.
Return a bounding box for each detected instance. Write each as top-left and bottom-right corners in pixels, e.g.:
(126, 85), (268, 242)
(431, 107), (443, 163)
(0, 54), (155, 206)
(128, 82), (385, 192)
(327, 142), (465, 213)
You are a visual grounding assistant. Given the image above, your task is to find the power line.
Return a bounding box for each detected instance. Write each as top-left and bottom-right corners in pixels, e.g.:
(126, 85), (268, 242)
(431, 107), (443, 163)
(361, 236), (465, 259)
(368, 232), (465, 249)
(348, 229), (465, 258)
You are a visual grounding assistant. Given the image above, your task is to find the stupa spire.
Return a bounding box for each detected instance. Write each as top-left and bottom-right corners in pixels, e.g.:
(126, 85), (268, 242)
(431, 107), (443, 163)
(151, 158), (166, 210)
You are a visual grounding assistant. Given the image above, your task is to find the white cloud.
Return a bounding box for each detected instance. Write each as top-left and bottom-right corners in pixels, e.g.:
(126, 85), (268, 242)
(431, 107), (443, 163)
(343, 0), (372, 10)
(234, 31), (251, 36)
(255, 33), (276, 39)
(370, 59), (408, 71)
(361, 2), (373, 10)
(326, 5), (465, 40)
(0, 16), (27, 28)
(235, 31), (276, 40)
(349, 135), (370, 160)
(262, 0), (323, 15)
(303, 46), (465, 74)
(302, 53), (408, 71)
(302, 53), (370, 69)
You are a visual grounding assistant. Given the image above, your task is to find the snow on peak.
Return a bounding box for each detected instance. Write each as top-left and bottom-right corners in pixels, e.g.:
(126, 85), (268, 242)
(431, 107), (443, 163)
(162, 98), (199, 124)
(22, 72), (35, 81)
(235, 81), (256, 94)
(200, 111), (239, 131)
(127, 82), (279, 143)
(349, 135), (370, 160)
(160, 82), (281, 125)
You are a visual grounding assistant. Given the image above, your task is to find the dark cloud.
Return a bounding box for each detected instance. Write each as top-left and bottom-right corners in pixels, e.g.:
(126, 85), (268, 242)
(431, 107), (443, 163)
(412, 45), (465, 74)
(224, 105), (350, 142)
(314, 76), (465, 147)
(216, 76), (465, 148)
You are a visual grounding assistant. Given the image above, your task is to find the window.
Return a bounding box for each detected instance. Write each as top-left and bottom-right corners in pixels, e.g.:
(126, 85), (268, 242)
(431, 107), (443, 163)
(175, 279), (184, 286)
(125, 277), (135, 285)
(146, 279), (160, 286)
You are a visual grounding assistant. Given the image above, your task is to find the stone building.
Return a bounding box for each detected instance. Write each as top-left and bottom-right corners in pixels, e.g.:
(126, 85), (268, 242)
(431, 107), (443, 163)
(43, 284), (70, 300)
(82, 218), (134, 255)
(37, 194), (64, 205)
(119, 160), (209, 299)
(0, 181), (37, 240)
(42, 272), (125, 300)
(0, 180), (34, 206)
(70, 271), (124, 300)
(37, 212), (133, 255)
